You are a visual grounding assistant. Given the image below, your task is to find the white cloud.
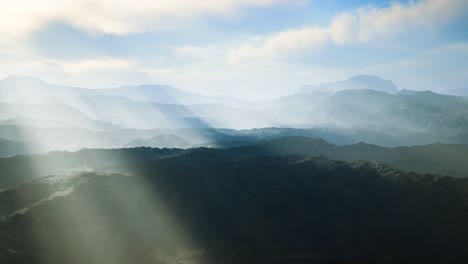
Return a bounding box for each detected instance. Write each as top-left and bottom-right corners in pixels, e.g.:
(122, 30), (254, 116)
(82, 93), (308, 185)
(172, 45), (213, 60)
(429, 42), (468, 54)
(0, 50), (146, 88)
(0, 0), (466, 99)
(228, 27), (329, 63)
(228, 0), (468, 63)
(0, 0), (303, 39)
(48, 57), (137, 75)
(44, 57), (155, 88)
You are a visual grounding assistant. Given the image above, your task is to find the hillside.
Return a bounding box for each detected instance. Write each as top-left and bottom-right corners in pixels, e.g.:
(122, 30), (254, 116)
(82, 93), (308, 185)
(0, 138), (41, 158)
(123, 134), (191, 148)
(1, 136), (468, 190)
(299, 75), (399, 94)
(1, 76), (468, 138)
(0, 154), (467, 263)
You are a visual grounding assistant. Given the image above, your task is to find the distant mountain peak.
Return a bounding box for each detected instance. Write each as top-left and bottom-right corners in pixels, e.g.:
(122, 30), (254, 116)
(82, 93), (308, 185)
(332, 88), (394, 97)
(396, 89), (417, 96)
(441, 87), (468, 96)
(117, 84), (175, 90)
(1, 75), (46, 85)
(347, 74), (398, 93)
(299, 74), (398, 94)
(124, 134), (191, 149)
(348, 74), (387, 82)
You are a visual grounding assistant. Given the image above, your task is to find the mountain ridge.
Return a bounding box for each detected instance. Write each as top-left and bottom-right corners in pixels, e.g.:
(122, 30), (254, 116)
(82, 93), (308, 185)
(299, 74), (399, 94)
(0, 135), (468, 190)
(0, 153), (467, 263)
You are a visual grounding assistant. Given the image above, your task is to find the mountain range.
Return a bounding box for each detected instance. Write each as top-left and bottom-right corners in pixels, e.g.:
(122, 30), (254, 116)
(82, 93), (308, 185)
(1, 136), (467, 190)
(2, 72), (468, 263)
(299, 74), (399, 94)
(0, 141), (467, 264)
(0, 75), (243, 106)
(0, 138), (41, 158)
(0, 75), (468, 152)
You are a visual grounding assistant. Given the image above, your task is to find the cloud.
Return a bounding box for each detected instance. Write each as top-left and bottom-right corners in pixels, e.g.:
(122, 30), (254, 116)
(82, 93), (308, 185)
(48, 57), (137, 75)
(0, 0), (466, 99)
(429, 42), (468, 54)
(228, 27), (329, 63)
(228, 0), (468, 63)
(0, 51), (145, 88)
(0, 0), (303, 39)
(174, 46), (207, 58)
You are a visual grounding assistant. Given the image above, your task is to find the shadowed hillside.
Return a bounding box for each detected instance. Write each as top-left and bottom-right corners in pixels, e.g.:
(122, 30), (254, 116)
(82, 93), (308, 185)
(1, 136), (467, 190)
(0, 153), (467, 264)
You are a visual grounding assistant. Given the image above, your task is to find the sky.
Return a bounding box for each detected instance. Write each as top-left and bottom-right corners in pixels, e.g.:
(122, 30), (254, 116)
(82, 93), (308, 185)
(0, 0), (467, 99)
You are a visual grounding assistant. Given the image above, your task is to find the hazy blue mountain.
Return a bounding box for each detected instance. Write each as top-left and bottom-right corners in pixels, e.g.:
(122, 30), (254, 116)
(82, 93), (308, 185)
(123, 134), (191, 149)
(268, 86), (468, 135)
(399, 90), (468, 113)
(0, 123), (466, 153)
(327, 89), (402, 116)
(101, 84), (246, 106)
(0, 75), (245, 106)
(0, 149), (467, 263)
(324, 89), (468, 133)
(251, 94), (330, 126)
(299, 74), (399, 94)
(396, 89), (418, 96)
(102, 84), (205, 104)
(0, 102), (114, 131)
(1, 75), (468, 145)
(441, 87), (468, 96)
(62, 95), (201, 129)
(447, 131), (468, 143)
(0, 75), (93, 103)
(0, 125), (128, 151)
(63, 94), (251, 129)
(324, 89), (415, 132)
(0, 138), (41, 158)
(394, 91), (468, 133)
(0, 76), (251, 129)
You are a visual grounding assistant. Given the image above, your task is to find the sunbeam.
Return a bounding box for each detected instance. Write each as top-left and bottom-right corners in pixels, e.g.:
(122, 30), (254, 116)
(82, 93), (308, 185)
(1, 0), (468, 263)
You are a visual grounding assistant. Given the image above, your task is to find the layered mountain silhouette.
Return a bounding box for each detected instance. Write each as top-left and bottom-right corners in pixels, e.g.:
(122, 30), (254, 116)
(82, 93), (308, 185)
(1, 136), (467, 189)
(299, 75), (399, 94)
(0, 144), (467, 264)
(0, 138), (41, 158)
(325, 89), (468, 133)
(0, 75), (241, 105)
(1, 75), (467, 137)
(123, 134), (191, 149)
(1, 74), (468, 152)
(442, 87), (468, 96)
(1, 124), (468, 158)
(1, 72), (468, 263)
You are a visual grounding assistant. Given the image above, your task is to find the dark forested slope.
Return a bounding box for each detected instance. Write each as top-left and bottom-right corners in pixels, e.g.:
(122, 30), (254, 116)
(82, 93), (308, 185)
(0, 150), (468, 263)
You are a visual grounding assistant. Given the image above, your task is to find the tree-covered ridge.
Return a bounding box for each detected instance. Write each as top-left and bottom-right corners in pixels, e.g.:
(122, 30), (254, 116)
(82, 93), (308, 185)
(0, 150), (467, 263)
